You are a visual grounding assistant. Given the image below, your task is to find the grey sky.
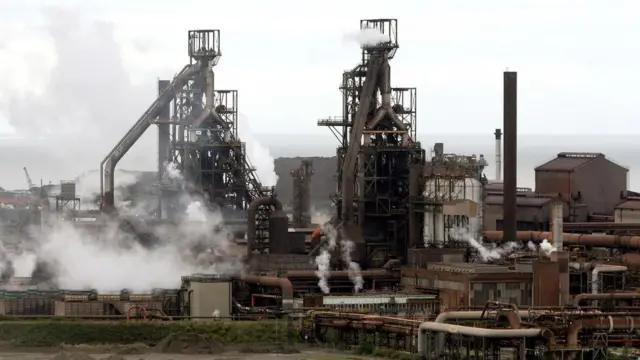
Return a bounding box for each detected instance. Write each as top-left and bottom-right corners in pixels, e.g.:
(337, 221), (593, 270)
(0, 1), (639, 189)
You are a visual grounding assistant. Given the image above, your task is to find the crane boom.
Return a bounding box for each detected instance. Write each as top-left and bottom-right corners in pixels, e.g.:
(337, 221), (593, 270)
(23, 167), (34, 189)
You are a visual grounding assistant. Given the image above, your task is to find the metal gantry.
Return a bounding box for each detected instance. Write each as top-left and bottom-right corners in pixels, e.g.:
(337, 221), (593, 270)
(318, 19), (425, 267)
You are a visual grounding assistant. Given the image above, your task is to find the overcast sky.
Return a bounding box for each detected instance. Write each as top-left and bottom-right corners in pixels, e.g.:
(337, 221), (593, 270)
(0, 0), (639, 189)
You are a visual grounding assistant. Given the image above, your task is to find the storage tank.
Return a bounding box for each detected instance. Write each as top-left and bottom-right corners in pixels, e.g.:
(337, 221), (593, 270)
(268, 209), (290, 254)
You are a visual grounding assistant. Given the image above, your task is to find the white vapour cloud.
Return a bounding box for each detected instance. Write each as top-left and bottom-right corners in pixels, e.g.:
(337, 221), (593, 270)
(452, 227), (520, 261)
(314, 223), (363, 293)
(238, 114), (278, 187)
(0, 163), (245, 292)
(0, 7), (158, 187)
(343, 28), (389, 47)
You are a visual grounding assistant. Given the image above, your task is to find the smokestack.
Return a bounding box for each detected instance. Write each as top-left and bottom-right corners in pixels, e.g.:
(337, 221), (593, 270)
(503, 72), (517, 242)
(494, 129), (502, 182)
(551, 200), (563, 249)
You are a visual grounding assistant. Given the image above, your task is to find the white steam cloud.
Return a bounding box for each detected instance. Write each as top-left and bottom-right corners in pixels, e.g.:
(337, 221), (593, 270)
(452, 227), (520, 261)
(0, 163), (245, 292)
(343, 27), (390, 47)
(0, 8), (158, 188)
(314, 223), (363, 293)
(238, 114), (278, 187)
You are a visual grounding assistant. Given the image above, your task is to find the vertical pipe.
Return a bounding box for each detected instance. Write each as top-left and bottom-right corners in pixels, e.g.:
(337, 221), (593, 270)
(551, 200), (563, 249)
(502, 72), (517, 243)
(494, 129), (502, 182)
(157, 79), (172, 220)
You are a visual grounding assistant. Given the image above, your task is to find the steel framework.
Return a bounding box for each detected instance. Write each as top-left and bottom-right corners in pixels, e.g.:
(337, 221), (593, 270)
(318, 19), (425, 267)
(101, 30), (274, 240)
(291, 160), (313, 228)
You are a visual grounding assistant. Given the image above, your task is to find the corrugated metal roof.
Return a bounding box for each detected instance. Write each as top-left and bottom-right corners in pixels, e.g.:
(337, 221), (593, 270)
(616, 200), (640, 210)
(485, 195), (551, 207)
(535, 152), (603, 171)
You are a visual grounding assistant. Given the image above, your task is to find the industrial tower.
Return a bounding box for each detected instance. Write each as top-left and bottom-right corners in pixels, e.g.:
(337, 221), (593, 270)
(101, 30), (275, 249)
(318, 19), (425, 267)
(291, 160), (314, 228)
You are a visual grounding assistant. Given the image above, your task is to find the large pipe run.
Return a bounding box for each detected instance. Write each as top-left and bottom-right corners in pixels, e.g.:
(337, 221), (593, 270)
(246, 197), (283, 256)
(591, 265), (627, 294)
(483, 230), (640, 250)
(286, 269), (392, 278)
(241, 275), (293, 311)
(573, 292), (640, 307)
(494, 128), (502, 182)
(432, 310), (532, 357)
(418, 322), (549, 358)
(502, 71), (518, 243)
(566, 316), (640, 348)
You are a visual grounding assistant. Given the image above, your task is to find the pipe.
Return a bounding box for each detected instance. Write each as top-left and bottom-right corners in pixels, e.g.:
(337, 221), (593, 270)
(483, 230), (640, 249)
(494, 128), (502, 182)
(286, 269), (392, 279)
(433, 310), (532, 357)
(567, 316), (640, 348)
(502, 71), (517, 243)
(418, 322), (549, 358)
(573, 292), (640, 307)
(241, 275), (293, 312)
(246, 197), (283, 256)
(592, 265), (627, 294)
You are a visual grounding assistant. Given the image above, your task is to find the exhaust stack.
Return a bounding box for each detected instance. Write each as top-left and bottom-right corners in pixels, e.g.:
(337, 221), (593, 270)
(502, 71), (517, 243)
(494, 129), (502, 182)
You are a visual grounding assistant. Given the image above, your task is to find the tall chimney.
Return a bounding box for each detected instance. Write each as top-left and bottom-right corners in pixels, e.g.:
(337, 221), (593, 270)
(494, 128), (502, 182)
(503, 72), (517, 243)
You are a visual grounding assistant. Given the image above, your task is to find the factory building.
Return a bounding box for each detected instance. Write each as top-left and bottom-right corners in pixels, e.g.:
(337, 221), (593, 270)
(614, 198), (640, 223)
(534, 152), (628, 218)
(483, 190), (554, 231)
(483, 152), (628, 230)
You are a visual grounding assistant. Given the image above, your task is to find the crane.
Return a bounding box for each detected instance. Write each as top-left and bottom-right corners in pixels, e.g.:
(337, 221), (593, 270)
(23, 167), (34, 190)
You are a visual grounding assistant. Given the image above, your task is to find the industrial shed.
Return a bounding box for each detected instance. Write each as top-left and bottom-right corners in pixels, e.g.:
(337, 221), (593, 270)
(614, 199), (640, 223)
(483, 193), (553, 231)
(535, 152), (628, 216)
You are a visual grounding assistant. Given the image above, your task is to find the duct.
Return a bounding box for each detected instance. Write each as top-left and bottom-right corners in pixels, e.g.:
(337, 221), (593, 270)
(592, 265), (627, 294)
(567, 316), (640, 348)
(484, 230), (640, 250)
(573, 292), (640, 307)
(340, 55), (383, 224)
(494, 128), (502, 181)
(246, 197), (283, 256)
(100, 63), (200, 210)
(241, 275), (293, 311)
(418, 321), (549, 358)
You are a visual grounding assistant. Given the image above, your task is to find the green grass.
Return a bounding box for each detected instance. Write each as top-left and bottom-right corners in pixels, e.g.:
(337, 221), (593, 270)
(0, 320), (297, 347)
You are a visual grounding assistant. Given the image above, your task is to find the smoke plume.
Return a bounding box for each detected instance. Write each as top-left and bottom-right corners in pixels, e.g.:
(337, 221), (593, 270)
(314, 223), (363, 293)
(237, 114), (278, 187)
(0, 7), (158, 186)
(343, 27), (389, 47)
(0, 163), (244, 292)
(452, 227), (520, 261)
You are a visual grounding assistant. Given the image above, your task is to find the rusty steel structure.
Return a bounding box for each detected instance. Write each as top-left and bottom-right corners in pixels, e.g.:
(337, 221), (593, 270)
(290, 160), (313, 228)
(317, 19), (425, 268)
(99, 30), (277, 249)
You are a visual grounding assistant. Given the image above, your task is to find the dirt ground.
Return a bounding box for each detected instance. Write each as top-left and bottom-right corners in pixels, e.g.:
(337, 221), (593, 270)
(0, 350), (378, 360)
